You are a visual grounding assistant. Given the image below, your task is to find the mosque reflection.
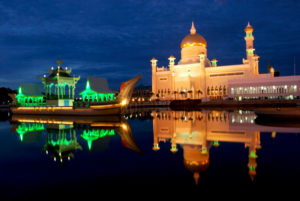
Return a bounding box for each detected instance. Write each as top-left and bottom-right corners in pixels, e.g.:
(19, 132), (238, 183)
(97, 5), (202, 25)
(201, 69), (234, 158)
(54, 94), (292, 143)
(10, 115), (142, 164)
(150, 110), (300, 184)
(9, 110), (299, 184)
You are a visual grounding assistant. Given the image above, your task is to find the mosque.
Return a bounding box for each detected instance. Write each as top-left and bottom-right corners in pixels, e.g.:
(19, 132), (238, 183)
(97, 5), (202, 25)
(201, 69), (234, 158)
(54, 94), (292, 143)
(151, 22), (300, 101)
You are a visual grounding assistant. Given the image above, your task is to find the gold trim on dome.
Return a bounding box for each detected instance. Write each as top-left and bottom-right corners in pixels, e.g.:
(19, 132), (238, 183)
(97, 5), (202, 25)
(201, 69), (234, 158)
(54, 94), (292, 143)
(182, 42), (206, 48)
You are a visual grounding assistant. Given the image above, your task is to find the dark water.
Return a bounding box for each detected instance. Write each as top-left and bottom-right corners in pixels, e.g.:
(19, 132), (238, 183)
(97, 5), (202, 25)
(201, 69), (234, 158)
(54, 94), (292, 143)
(0, 108), (299, 198)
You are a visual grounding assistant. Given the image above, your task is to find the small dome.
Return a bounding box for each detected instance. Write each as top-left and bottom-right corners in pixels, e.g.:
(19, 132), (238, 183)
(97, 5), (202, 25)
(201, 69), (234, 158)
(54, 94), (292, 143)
(244, 22), (254, 32)
(181, 22), (207, 48)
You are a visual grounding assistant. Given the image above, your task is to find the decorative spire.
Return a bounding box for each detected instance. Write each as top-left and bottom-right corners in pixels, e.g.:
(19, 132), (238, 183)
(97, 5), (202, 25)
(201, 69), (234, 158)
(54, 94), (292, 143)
(244, 21), (254, 32)
(57, 59), (63, 68)
(190, 21), (196, 35)
(86, 80), (90, 90)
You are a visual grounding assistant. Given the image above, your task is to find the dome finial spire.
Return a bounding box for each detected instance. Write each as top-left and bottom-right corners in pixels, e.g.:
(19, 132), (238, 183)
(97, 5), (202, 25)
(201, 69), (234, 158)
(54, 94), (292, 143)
(190, 21), (196, 35)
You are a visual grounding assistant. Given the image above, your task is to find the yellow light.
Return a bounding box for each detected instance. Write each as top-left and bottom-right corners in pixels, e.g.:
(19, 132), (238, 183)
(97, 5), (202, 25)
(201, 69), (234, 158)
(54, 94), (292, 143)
(17, 119), (73, 125)
(121, 99), (127, 106)
(91, 122), (121, 127)
(17, 106), (72, 110)
(121, 123), (127, 130)
(90, 103), (120, 109)
(182, 42), (206, 48)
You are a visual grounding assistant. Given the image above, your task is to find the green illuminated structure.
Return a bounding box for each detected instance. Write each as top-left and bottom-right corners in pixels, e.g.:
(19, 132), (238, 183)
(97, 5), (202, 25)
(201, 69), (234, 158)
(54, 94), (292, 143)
(81, 129), (115, 151)
(249, 151), (258, 158)
(80, 77), (115, 102)
(16, 123), (45, 141)
(39, 59), (80, 106)
(213, 140), (219, 147)
(15, 84), (45, 106)
(246, 48), (255, 56)
(43, 124), (82, 163)
(211, 58), (218, 67)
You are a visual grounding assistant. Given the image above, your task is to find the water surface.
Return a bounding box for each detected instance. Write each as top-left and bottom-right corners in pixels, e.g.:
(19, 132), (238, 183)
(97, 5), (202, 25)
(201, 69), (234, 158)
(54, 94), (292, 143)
(0, 109), (299, 198)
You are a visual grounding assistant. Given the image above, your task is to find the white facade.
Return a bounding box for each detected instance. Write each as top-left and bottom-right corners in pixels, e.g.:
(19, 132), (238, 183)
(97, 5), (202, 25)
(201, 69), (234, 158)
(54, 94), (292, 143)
(228, 75), (300, 100)
(151, 22), (273, 101)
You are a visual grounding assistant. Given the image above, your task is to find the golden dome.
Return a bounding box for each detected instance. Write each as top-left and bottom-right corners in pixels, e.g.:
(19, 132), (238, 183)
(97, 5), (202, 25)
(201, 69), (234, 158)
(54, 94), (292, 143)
(150, 57), (157, 62)
(181, 22), (207, 48)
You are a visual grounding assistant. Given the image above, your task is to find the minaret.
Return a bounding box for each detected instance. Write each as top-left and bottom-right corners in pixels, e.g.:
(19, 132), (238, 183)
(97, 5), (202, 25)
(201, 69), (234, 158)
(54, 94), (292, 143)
(247, 131), (261, 182)
(152, 111), (160, 151)
(168, 55), (176, 69)
(211, 58), (218, 67)
(151, 58), (158, 99)
(168, 55), (176, 99)
(244, 22), (255, 60)
(248, 150), (258, 182)
(170, 132), (178, 153)
(244, 22), (259, 76)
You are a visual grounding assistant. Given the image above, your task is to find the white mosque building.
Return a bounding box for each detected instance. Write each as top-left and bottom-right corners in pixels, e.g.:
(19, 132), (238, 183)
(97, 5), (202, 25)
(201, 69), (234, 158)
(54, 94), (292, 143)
(151, 22), (300, 101)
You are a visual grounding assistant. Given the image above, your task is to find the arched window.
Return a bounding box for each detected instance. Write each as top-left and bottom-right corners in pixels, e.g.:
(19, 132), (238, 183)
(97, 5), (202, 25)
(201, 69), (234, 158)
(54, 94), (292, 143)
(207, 87), (210, 95)
(223, 86), (226, 95)
(219, 86), (222, 95)
(215, 86), (218, 95)
(211, 86), (214, 96)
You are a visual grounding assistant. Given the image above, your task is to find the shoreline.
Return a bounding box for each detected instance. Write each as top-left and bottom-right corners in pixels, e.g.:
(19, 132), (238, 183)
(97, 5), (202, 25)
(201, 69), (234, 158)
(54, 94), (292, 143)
(129, 99), (300, 110)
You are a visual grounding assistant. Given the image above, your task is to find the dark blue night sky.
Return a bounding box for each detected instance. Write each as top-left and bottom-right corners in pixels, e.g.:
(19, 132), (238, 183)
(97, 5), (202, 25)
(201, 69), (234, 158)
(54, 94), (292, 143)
(0, 0), (299, 91)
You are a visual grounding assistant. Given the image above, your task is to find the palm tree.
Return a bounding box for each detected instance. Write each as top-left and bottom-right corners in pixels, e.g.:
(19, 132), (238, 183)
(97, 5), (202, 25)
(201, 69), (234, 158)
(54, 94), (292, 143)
(187, 90), (192, 99)
(197, 90), (203, 99)
(180, 91), (186, 99)
(173, 91), (178, 100)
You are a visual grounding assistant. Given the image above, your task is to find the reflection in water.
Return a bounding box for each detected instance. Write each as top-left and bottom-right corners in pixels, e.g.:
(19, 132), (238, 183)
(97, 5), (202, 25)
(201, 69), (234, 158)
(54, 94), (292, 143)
(81, 128), (115, 151)
(43, 124), (82, 163)
(151, 110), (299, 184)
(15, 123), (45, 142)
(8, 110), (299, 185)
(10, 115), (142, 165)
